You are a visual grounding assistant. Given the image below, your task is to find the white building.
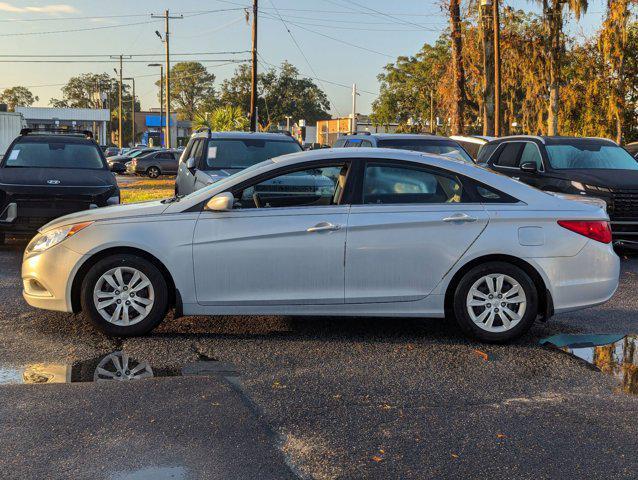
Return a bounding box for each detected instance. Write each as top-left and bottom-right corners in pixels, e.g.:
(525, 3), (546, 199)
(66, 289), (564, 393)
(15, 107), (110, 145)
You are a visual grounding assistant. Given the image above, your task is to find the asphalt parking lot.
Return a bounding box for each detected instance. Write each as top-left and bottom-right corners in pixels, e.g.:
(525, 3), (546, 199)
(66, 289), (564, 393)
(1, 241), (637, 479)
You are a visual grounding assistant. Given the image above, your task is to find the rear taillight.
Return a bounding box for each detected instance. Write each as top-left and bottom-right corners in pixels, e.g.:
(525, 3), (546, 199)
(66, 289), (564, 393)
(558, 220), (612, 244)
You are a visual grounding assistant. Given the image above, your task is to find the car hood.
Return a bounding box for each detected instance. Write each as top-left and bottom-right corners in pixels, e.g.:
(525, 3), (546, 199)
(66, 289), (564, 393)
(549, 169), (638, 189)
(107, 155), (131, 162)
(40, 200), (169, 232)
(0, 167), (116, 187)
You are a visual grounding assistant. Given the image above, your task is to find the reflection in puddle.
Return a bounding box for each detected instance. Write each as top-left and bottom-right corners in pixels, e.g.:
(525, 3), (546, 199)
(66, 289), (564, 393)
(0, 351), (237, 386)
(541, 334), (638, 395)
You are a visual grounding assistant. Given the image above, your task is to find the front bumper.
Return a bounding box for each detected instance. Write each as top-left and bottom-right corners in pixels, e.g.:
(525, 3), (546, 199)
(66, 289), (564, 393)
(22, 244), (85, 312)
(531, 240), (620, 314)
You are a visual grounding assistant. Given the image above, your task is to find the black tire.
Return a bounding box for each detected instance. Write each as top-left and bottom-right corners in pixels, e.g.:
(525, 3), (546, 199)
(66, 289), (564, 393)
(80, 254), (169, 336)
(147, 166), (161, 178)
(452, 261), (538, 343)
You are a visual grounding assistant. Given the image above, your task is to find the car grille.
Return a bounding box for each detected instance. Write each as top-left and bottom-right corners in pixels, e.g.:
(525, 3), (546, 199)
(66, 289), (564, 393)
(610, 190), (638, 219)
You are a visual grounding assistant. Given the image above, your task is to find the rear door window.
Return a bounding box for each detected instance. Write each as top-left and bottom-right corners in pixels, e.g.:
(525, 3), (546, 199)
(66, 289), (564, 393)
(363, 163), (463, 204)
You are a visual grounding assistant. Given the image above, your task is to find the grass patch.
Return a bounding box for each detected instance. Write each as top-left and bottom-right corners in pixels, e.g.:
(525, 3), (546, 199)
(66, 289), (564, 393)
(119, 177), (175, 204)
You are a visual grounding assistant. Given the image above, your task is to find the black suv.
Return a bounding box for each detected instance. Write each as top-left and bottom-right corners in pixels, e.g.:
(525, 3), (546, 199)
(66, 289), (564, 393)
(478, 135), (638, 247)
(0, 129), (119, 243)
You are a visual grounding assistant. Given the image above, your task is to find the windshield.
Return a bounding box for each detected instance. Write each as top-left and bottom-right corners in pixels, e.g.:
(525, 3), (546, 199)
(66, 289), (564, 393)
(377, 139), (473, 163)
(546, 142), (638, 170)
(3, 140), (105, 169)
(130, 150), (152, 158)
(203, 138), (301, 170)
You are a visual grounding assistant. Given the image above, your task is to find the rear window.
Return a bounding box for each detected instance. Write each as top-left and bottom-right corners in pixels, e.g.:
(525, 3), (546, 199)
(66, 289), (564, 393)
(4, 140), (105, 169)
(203, 138), (301, 170)
(377, 139), (473, 163)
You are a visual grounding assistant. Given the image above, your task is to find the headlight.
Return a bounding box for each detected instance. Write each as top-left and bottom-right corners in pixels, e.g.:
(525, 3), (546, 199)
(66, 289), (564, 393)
(25, 222), (93, 257)
(571, 181), (585, 191)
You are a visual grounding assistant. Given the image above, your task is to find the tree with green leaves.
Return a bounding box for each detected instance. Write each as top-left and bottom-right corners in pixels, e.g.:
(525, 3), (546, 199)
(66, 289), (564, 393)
(157, 62), (216, 120)
(0, 86), (38, 111)
(219, 61), (330, 127)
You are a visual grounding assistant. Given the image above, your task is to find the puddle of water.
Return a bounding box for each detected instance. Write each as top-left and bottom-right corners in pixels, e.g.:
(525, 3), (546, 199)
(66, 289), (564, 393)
(540, 334), (638, 395)
(110, 466), (187, 480)
(0, 352), (238, 386)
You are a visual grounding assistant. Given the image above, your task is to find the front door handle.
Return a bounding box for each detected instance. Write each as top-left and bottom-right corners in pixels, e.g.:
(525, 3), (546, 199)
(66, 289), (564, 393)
(442, 213), (477, 223)
(307, 222), (342, 233)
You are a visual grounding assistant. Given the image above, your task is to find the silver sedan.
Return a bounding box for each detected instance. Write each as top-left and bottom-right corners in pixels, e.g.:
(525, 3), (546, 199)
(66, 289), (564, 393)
(21, 148), (619, 342)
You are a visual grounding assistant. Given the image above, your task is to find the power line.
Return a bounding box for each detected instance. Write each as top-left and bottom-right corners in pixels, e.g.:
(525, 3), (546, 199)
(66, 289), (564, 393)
(264, 16), (394, 58)
(265, 0), (342, 117)
(0, 51), (250, 58)
(0, 19), (161, 36)
(0, 59), (249, 64)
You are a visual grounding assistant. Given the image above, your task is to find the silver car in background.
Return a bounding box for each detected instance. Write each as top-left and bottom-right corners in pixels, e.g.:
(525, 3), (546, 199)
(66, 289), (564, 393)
(22, 148), (619, 342)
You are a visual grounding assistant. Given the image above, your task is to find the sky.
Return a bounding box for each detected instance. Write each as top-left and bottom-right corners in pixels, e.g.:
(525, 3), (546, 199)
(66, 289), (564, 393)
(0, 0), (619, 117)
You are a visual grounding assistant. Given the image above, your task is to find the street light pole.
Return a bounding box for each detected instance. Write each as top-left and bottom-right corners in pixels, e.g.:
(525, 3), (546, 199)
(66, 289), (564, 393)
(110, 54), (131, 148)
(124, 77), (136, 146)
(152, 10), (183, 148)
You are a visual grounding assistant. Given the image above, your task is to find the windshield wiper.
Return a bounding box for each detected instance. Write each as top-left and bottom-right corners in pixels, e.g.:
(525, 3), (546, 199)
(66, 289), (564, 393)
(161, 194), (184, 204)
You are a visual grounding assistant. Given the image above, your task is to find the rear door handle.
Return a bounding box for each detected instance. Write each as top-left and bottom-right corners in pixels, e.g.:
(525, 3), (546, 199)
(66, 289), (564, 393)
(307, 222), (342, 233)
(442, 213), (477, 223)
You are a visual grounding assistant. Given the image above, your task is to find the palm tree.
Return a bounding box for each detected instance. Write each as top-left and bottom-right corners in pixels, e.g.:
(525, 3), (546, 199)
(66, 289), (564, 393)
(192, 106), (249, 132)
(540, 0), (588, 135)
(449, 0), (466, 134)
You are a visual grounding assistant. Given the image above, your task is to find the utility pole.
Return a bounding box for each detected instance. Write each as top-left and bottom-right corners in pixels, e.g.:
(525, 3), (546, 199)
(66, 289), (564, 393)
(351, 83), (358, 134)
(249, 0), (258, 132)
(493, 0), (502, 136)
(430, 89), (435, 134)
(480, 0), (495, 136)
(152, 10), (183, 148)
(124, 77), (136, 146)
(110, 55), (131, 148)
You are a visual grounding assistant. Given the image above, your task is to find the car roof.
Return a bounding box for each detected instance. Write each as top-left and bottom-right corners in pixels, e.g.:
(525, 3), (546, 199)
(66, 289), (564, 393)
(449, 135), (494, 144)
(16, 135), (94, 145)
(342, 133), (456, 140)
(192, 130), (297, 141)
(486, 135), (618, 146)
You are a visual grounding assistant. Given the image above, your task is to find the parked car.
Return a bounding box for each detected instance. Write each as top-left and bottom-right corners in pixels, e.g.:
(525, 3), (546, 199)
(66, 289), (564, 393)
(625, 142), (638, 159)
(127, 149), (181, 178)
(332, 133), (474, 163)
(22, 148), (618, 342)
(107, 148), (157, 173)
(450, 135), (494, 160)
(175, 131), (302, 196)
(0, 129), (119, 243)
(103, 146), (119, 158)
(478, 135), (638, 248)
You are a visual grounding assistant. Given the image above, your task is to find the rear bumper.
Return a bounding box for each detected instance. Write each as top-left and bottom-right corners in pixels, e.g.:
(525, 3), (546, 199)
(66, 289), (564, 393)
(530, 240), (620, 314)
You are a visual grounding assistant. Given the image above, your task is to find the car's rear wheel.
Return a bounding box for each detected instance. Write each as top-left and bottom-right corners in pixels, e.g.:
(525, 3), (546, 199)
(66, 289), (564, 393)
(452, 261), (538, 342)
(146, 166), (160, 178)
(81, 254), (168, 336)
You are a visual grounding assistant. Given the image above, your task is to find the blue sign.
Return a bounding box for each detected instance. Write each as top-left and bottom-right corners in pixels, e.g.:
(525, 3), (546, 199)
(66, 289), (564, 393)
(145, 115), (171, 127)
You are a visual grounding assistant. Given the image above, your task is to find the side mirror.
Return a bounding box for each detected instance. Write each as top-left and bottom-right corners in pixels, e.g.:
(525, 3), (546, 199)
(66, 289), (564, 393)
(186, 157), (196, 169)
(205, 192), (234, 212)
(520, 161), (538, 173)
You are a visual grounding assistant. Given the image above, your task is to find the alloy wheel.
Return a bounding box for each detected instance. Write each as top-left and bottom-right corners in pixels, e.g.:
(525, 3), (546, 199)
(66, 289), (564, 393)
(93, 266), (155, 326)
(465, 273), (527, 333)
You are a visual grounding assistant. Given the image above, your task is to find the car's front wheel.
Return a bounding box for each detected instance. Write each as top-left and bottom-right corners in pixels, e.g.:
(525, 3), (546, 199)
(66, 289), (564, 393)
(452, 261), (538, 342)
(146, 166), (161, 178)
(81, 254), (169, 336)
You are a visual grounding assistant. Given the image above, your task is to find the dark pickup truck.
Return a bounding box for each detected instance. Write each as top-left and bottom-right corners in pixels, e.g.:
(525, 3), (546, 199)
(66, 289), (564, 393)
(0, 130), (119, 243)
